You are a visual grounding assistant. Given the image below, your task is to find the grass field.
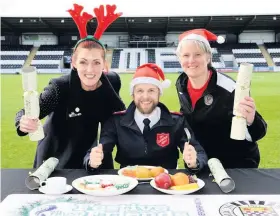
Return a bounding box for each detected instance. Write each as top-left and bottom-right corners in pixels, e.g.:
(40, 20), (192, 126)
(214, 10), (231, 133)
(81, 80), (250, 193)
(1, 72), (280, 169)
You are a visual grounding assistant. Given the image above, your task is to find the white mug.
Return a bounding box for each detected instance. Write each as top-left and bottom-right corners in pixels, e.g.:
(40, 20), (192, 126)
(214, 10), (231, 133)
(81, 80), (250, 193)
(40, 177), (67, 192)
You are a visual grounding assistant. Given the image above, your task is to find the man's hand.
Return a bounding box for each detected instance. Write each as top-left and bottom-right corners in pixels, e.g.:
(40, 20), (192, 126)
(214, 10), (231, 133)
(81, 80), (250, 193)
(183, 142), (198, 169)
(89, 144), (104, 168)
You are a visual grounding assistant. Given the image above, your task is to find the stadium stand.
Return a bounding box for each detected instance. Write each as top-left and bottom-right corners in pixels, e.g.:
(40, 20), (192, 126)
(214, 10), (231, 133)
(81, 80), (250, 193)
(231, 43), (268, 67)
(126, 52), (130, 69)
(147, 49), (156, 63)
(156, 48), (179, 70)
(0, 45), (32, 73)
(212, 48), (225, 68)
(1, 15), (279, 73)
(137, 52), (141, 67)
(265, 43), (280, 66)
(211, 43), (268, 67)
(31, 45), (66, 73)
(111, 49), (122, 69)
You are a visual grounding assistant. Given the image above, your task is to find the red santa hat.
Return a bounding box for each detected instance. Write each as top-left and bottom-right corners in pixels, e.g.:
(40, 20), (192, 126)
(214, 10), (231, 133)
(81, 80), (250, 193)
(178, 28), (225, 47)
(130, 63), (171, 95)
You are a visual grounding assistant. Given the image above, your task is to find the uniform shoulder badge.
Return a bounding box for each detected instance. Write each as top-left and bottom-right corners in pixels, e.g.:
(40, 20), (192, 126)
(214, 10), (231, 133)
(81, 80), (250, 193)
(113, 110), (126, 115)
(170, 111), (183, 116)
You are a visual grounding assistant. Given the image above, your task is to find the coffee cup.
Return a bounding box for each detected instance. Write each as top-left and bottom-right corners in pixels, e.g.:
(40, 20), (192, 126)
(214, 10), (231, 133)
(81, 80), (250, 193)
(40, 177), (67, 193)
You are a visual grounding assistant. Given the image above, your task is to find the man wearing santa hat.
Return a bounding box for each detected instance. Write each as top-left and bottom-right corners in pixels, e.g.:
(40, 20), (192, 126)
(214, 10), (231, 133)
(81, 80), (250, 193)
(85, 63), (207, 171)
(175, 28), (267, 168)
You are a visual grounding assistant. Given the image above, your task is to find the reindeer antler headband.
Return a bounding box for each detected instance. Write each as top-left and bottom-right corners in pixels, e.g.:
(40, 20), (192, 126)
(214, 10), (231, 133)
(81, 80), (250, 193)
(67, 4), (122, 50)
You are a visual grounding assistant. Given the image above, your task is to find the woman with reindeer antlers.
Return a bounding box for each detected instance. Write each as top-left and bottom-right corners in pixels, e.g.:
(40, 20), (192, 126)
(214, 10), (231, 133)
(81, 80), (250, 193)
(15, 3), (126, 169)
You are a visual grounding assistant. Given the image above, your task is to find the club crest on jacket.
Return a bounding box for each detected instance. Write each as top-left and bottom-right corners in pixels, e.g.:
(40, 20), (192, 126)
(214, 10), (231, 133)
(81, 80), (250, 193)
(204, 94), (213, 106)
(156, 133), (170, 147)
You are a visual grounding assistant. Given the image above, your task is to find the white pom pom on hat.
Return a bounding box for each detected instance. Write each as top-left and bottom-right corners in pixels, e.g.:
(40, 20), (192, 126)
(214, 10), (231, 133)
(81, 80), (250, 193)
(217, 35), (225, 44)
(178, 28), (225, 45)
(161, 79), (171, 89)
(130, 63), (171, 95)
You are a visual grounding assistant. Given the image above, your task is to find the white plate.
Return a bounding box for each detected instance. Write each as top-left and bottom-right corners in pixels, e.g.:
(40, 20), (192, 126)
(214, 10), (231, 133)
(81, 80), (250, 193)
(72, 175), (138, 196)
(150, 178), (205, 195)
(39, 184), (73, 195)
(118, 165), (169, 181)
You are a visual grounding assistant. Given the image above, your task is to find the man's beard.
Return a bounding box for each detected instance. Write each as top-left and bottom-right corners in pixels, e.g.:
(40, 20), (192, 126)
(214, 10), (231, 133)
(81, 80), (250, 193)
(135, 101), (158, 115)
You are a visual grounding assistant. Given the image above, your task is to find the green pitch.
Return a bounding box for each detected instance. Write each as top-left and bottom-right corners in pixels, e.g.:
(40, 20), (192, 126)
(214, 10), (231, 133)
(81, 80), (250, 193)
(1, 72), (279, 169)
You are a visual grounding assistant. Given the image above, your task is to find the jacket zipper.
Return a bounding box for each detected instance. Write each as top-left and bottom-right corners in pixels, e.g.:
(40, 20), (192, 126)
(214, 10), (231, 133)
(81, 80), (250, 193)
(145, 143), (148, 154)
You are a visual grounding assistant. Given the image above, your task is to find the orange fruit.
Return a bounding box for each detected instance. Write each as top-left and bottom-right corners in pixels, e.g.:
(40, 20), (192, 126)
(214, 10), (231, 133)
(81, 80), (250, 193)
(169, 174), (175, 186)
(171, 172), (189, 186)
(150, 167), (165, 177)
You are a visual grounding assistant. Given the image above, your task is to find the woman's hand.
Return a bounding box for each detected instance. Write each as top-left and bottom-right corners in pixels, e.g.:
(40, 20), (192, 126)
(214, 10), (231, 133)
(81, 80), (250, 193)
(238, 96), (256, 125)
(19, 115), (39, 133)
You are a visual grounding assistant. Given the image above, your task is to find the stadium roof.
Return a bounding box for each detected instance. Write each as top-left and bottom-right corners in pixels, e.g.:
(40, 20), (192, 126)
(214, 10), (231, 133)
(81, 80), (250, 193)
(2, 15), (280, 35)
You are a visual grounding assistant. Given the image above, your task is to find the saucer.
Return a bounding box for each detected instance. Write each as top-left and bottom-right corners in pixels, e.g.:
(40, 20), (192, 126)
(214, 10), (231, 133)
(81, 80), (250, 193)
(39, 184), (73, 195)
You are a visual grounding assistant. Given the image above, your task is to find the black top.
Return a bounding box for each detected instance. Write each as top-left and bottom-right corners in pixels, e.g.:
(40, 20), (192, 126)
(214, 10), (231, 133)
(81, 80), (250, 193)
(66, 82), (121, 168)
(15, 69), (126, 169)
(175, 67), (267, 168)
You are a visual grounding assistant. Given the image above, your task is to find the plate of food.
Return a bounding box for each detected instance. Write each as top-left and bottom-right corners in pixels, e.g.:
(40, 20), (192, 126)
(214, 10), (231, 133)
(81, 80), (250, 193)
(150, 172), (205, 195)
(72, 175), (138, 196)
(118, 165), (168, 181)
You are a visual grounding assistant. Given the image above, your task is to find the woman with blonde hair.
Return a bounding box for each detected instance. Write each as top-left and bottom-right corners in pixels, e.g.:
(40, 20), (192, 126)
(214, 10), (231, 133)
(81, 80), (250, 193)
(175, 29), (267, 168)
(15, 4), (125, 169)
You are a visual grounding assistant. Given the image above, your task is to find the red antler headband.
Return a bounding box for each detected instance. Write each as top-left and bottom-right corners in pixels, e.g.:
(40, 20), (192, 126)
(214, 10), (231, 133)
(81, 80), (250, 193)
(67, 3), (123, 50)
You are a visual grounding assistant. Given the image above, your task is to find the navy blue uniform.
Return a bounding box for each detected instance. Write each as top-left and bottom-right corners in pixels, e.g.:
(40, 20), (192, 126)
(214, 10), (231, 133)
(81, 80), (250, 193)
(85, 102), (208, 172)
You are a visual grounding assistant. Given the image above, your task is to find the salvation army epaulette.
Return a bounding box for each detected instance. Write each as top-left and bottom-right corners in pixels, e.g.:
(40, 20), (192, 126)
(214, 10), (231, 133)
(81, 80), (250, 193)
(170, 111), (183, 116)
(113, 110), (126, 115)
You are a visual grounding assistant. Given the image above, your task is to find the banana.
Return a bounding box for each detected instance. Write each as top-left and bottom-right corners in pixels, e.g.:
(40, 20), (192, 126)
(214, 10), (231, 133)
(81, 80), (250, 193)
(170, 183), (199, 190)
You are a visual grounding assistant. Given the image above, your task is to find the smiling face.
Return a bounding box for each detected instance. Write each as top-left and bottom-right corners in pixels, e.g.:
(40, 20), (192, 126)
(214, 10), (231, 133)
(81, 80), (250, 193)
(177, 40), (211, 79)
(133, 83), (160, 115)
(72, 41), (106, 91)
